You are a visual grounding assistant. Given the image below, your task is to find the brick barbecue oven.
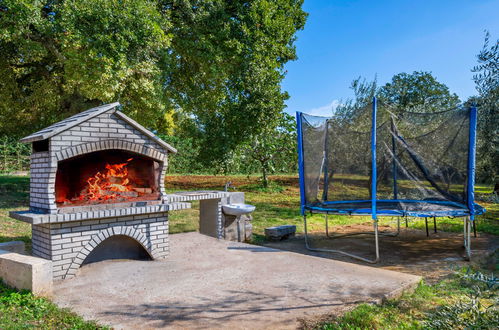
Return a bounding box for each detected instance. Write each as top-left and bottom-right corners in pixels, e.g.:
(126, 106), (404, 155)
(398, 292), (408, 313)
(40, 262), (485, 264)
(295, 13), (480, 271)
(10, 102), (180, 279)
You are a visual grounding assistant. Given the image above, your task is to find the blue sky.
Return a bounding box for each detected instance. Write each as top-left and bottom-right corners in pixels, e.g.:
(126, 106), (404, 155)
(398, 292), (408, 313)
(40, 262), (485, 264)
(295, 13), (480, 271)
(282, 0), (499, 116)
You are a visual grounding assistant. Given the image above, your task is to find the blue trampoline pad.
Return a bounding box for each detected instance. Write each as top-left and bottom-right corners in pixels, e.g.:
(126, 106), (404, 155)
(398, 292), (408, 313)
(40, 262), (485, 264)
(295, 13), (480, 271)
(305, 200), (486, 218)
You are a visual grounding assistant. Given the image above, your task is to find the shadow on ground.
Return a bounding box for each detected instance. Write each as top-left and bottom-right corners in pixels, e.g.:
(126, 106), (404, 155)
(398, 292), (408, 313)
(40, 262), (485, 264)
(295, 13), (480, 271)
(262, 224), (499, 282)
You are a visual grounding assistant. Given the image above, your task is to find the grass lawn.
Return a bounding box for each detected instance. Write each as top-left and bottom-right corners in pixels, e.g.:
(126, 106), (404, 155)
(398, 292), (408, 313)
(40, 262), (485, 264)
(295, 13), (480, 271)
(318, 265), (498, 329)
(0, 280), (106, 329)
(164, 174), (499, 239)
(0, 174), (497, 329)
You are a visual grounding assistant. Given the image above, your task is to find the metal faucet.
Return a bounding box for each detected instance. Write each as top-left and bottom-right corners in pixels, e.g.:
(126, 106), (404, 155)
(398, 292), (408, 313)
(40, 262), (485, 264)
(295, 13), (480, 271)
(224, 181), (234, 192)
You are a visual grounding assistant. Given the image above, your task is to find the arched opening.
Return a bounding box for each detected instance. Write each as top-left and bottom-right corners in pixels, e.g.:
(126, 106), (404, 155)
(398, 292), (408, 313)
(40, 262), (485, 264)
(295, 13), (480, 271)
(82, 235), (152, 265)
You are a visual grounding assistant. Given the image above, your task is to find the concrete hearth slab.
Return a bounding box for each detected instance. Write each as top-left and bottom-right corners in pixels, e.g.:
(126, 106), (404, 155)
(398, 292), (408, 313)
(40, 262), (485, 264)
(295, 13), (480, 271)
(53, 232), (420, 329)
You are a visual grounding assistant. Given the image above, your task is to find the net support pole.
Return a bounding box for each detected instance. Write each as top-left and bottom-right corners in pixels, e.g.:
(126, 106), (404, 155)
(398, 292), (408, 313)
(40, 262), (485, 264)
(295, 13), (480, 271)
(371, 97), (379, 262)
(467, 106), (477, 221)
(390, 118), (398, 199)
(371, 97), (377, 220)
(322, 120), (330, 201)
(296, 112), (306, 216)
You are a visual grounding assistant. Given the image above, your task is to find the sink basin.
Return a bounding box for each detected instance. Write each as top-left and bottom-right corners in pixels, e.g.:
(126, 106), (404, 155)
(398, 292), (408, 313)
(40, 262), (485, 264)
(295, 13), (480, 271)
(222, 203), (256, 216)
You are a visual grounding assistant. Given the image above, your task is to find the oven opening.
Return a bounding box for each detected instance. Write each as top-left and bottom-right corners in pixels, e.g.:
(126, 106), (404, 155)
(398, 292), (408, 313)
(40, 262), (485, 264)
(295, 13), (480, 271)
(55, 150), (161, 208)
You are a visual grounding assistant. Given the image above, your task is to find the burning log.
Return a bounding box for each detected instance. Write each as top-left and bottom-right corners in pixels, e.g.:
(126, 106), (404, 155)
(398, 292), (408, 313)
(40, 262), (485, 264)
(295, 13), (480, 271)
(133, 187), (153, 194)
(102, 190), (138, 198)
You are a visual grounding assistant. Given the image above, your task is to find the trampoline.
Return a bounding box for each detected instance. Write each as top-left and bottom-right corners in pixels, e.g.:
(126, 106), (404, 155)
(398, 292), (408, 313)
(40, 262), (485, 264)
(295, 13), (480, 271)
(296, 97), (485, 263)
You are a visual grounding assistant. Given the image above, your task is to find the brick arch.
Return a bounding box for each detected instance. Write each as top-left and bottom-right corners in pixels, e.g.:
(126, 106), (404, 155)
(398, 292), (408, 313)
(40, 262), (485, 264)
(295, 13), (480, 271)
(64, 226), (154, 278)
(55, 139), (167, 163)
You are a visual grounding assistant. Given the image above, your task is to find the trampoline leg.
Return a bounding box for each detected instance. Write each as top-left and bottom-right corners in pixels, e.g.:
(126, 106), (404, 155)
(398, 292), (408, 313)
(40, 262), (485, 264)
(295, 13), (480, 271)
(405, 217), (408, 228)
(463, 217), (471, 261)
(303, 214), (380, 264)
(374, 220), (380, 261)
(473, 219), (477, 238)
(433, 217), (437, 233)
(325, 214), (330, 238)
(396, 217), (400, 236)
(425, 217), (429, 237)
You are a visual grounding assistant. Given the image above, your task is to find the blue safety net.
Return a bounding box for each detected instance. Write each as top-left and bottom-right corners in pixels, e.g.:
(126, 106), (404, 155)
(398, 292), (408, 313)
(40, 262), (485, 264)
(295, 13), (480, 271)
(297, 101), (485, 218)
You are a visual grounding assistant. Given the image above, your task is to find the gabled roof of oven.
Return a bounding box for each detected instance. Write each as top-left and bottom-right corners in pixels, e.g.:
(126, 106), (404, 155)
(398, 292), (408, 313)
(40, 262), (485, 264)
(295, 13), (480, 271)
(20, 102), (177, 153)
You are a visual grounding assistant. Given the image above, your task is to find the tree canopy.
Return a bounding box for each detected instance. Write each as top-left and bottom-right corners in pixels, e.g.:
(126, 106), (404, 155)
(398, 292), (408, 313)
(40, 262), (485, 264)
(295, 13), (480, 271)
(472, 32), (499, 184)
(0, 0), (307, 166)
(0, 0), (172, 135)
(163, 0), (306, 167)
(379, 71), (460, 112)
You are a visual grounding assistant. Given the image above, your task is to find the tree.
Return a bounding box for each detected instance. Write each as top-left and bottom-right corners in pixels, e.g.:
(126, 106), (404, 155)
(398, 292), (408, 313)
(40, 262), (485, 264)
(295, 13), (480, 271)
(0, 0), (172, 137)
(161, 0), (307, 168)
(379, 71), (460, 112)
(240, 112), (296, 187)
(472, 32), (499, 186)
(0, 1), (307, 175)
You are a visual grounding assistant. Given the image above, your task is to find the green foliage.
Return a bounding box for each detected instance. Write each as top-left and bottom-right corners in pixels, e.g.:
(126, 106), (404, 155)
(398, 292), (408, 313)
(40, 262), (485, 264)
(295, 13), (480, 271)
(321, 268), (498, 330)
(158, 134), (205, 174)
(159, 112), (298, 178)
(423, 269), (499, 329)
(472, 32), (499, 184)
(0, 136), (30, 173)
(0, 280), (106, 329)
(163, 0), (307, 167)
(379, 71), (461, 112)
(236, 112), (297, 187)
(0, 0), (172, 137)
(0, 0), (307, 173)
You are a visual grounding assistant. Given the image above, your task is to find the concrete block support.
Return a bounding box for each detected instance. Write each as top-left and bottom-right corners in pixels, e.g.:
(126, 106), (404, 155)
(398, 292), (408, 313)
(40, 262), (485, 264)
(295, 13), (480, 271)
(199, 192), (253, 242)
(31, 212), (169, 280)
(199, 199), (222, 239)
(223, 214), (253, 242)
(0, 252), (53, 297)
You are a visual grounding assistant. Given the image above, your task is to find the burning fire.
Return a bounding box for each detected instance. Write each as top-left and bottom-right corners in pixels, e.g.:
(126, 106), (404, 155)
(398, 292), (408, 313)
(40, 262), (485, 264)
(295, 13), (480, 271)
(80, 158), (134, 201)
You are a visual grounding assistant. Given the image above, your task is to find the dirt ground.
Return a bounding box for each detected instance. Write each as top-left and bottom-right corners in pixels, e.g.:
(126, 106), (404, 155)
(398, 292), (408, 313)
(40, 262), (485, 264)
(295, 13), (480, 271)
(263, 223), (499, 283)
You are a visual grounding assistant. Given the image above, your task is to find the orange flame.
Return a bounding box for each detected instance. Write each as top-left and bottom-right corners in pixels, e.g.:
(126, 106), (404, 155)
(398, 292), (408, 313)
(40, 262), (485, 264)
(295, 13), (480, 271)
(80, 158), (134, 201)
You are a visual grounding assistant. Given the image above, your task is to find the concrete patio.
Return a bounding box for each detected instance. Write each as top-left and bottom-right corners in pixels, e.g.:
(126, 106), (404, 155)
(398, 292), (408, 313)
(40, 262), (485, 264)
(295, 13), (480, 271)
(53, 232), (421, 329)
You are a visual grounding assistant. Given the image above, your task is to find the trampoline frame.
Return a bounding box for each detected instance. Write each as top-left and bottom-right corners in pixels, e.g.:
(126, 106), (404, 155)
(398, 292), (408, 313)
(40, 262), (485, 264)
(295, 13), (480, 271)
(296, 97), (480, 263)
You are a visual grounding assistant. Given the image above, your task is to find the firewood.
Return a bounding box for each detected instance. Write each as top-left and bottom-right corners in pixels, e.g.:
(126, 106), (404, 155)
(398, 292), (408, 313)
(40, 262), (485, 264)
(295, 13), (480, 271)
(133, 187), (153, 194)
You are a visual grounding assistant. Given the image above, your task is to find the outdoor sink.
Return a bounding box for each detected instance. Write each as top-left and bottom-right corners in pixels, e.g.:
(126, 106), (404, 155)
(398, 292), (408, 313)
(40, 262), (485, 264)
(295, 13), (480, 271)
(222, 203), (256, 216)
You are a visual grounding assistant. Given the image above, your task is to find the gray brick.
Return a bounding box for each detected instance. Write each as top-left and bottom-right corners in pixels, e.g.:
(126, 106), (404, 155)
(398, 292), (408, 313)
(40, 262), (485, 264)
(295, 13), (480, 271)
(62, 242), (82, 249)
(72, 235), (91, 242)
(64, 232), (83, 238)
(52, 248), (73, 256)
(91, 224), (108, 230)
(52, 228), (72, 235)
(53, 237), (71, 245)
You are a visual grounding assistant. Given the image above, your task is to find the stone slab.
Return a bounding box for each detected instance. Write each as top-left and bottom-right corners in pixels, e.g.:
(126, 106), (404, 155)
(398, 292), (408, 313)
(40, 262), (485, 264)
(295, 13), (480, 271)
(0, 241), (26, 254)
(53, 232), (421, 329)
(10, 202), (190, 224)
(0, 252), (53, 297)
(167, 191), (229, 203)
(265, 225), (297, 241)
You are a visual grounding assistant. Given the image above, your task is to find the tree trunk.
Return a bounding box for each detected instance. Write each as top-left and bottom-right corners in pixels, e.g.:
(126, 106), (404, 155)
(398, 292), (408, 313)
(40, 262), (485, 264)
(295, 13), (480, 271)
(261, 162), (268, 188)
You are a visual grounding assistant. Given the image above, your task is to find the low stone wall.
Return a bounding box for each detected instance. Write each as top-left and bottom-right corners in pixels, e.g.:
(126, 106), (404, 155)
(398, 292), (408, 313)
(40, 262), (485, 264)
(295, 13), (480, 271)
(32, 212), (169, 279)
(0, 251), (52, 297)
